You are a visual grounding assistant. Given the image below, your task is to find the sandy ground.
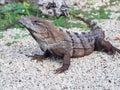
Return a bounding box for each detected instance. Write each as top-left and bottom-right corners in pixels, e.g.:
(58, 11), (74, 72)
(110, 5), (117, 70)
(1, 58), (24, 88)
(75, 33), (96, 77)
(0, 17), (120, 90)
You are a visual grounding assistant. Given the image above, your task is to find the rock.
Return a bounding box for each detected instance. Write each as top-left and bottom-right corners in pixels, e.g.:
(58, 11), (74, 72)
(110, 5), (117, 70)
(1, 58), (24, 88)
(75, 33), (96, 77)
(0, 0), (5, 5)
(38, 0), (69, 17)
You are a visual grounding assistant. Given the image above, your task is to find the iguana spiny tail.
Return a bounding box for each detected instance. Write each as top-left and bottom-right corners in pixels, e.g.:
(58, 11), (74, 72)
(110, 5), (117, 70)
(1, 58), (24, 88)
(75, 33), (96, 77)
(74, 14), (120, 54)
(73, 14), (105, 38)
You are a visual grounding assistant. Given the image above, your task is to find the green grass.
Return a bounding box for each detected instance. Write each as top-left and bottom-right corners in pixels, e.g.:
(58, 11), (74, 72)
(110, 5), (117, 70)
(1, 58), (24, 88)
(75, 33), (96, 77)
(70, 6), (112, 20)
(5, 41), (17, 46)
(12, 33), (29, 39)
(118, 16), (120, 20)
(0, 2), (41, 28)
(0, 33), (4, 39)
(0, 69), (2, 73)
(0, 1), (119, 40)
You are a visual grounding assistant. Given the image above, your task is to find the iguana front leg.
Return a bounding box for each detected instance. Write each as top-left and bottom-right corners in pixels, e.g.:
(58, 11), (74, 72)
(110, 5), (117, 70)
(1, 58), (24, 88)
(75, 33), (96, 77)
(27, 54), (45, 62)
(26, 50), (52, 62)
(55, 52), (70, 73)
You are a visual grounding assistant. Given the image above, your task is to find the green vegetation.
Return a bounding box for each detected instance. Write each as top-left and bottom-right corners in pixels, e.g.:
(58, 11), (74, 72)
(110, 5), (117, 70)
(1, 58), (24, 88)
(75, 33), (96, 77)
(0, 0), (119, 47)
(0, 33), (4, 39)
(0, 0), (119, 40)
(0, 2), (41, 28)
(12, 33), (29, 39)
(5, 41), (17, 46)
(109, 0), (120, 5)
(118, 16), (120, 20)
(0, 1), (88, 29)
(70, 6), (113, 20)
(52, 16), (88, 29)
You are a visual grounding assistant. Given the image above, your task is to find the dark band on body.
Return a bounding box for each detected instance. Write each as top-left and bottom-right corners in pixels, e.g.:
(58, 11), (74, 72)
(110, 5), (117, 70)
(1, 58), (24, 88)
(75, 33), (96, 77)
(66, 31), (75, 55)
(74, 32), (86, 49)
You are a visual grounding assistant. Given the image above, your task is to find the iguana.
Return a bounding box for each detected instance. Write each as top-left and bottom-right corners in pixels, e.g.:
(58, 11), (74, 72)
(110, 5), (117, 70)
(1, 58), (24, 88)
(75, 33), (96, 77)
(19, 15), (120, 73)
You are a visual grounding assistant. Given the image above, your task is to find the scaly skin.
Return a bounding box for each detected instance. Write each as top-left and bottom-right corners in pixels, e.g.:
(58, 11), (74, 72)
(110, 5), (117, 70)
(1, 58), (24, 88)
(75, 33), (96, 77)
(19, 15), (120, 73)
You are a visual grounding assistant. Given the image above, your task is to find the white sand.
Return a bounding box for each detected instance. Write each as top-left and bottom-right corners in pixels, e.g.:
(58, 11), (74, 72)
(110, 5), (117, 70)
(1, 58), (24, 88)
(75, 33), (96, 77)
(0, 18), (120, 90)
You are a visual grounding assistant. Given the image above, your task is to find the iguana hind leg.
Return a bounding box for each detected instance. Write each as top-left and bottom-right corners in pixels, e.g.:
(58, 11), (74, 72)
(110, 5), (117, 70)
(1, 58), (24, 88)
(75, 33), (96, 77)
(95, 38), (120, 54)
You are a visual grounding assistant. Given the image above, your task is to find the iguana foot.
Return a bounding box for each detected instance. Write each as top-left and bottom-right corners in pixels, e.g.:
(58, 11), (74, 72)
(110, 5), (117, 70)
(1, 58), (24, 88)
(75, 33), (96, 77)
(26, 54), (45, 62)
(55, 65), (69, 74)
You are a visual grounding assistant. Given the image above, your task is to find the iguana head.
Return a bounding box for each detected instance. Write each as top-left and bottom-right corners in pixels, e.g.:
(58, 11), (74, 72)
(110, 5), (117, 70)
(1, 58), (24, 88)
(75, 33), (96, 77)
(20, 16), (52, 41)
(19, 16), (60, 51)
